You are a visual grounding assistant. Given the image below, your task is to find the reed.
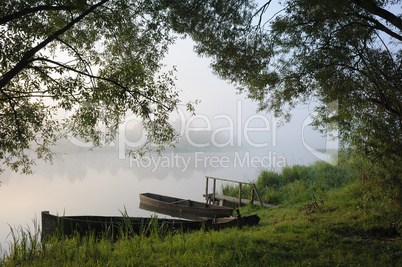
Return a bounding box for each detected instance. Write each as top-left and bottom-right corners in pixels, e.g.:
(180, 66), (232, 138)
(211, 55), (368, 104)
(5, 217), (41, 265)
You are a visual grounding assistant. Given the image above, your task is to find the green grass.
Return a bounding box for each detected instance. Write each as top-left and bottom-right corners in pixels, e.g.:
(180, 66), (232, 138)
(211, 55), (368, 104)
(2, 153), (401, 266)
(2, 194), (400, 266)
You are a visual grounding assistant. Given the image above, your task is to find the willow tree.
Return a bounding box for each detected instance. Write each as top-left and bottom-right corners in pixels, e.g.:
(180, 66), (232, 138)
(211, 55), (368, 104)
(0, 1), (178, 174)
(2, 0), (401, 179)
(166, 0), (401, 169)
(0, 0), (179, 173)
(0, 0), (258, 174)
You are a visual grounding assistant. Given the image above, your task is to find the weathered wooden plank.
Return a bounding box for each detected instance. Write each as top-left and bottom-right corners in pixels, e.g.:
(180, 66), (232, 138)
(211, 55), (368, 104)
(205, 177), (209, 202)
(252, 184), (264, 206)
(213, 179), (216, 203)
(238, 183), (242, 207)
(205, 176), (254, 185)
(204, 194), (276, 208)
(140, 193), (234, 220)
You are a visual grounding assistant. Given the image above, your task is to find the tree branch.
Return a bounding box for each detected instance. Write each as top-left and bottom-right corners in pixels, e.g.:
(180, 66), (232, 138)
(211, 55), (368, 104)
(29, 65), (81, 102)
(30, 57), (171, 110)
(55, 37), (97, 88)
(0, 0), (109, 91)
(0, 4), (76, 25)
(355, 13), (402, 41)
(351, 0), (402, 32)
(369, 97), (402, 120)
(249, 0), (272, 28)
(0, 89), (24, 140)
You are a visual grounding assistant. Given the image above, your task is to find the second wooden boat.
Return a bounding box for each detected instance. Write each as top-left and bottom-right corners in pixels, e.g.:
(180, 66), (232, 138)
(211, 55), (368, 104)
(139, 192), (234, 220)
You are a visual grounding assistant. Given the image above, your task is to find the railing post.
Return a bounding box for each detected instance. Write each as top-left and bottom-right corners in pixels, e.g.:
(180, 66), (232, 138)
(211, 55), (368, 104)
(204, 176), (271, 208)
(213, 178), (216, 204)
(251, 187), (255, 205)
(253, 184), (264, 206)
(238, 182), (242, 207)
(205, 176), (209, 202)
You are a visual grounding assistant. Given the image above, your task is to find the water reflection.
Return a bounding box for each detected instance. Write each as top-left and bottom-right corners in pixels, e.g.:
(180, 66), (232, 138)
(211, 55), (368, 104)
(0, 128), (320, 254)
(0, 145), (269, 253)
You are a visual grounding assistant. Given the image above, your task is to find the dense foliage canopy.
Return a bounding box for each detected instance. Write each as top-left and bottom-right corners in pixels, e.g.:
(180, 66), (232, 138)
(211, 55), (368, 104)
(170, 0), (401, 170)
(1, 0), (401, 178)
(0, 0), (260, 174)
(0, 0), (179, 173)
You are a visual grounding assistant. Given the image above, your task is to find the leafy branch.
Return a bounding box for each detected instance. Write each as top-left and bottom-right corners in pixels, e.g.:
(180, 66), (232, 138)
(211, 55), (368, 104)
(0, 0), (109, 91)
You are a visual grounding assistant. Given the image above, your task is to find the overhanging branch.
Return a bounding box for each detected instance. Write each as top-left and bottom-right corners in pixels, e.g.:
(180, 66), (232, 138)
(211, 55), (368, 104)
(0, 0), (109, 91)
(0, 4), (77, 25)
(351, 0), (402, 32)
(30, 57), (171, 111)
(369, 97), (402, 120)
(356, 13), (402, 42)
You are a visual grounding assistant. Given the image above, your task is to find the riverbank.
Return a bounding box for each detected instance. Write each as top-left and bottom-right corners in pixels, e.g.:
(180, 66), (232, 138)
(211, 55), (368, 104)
(1, 192), (400, 265)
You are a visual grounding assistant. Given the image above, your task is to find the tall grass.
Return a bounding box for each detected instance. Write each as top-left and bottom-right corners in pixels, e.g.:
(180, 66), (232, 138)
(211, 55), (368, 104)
(2, 203), (401, 266)
(257, 160), (355, 205)
(222, 153), (360, 206)
(2, 213), (190, 266)
(221, 151), (401, 240)
(223, 151), (401, 231)
(4, 218), (41, 265)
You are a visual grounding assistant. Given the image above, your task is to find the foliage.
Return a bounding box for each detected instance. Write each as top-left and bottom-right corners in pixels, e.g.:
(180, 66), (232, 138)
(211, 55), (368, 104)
(1, 0), (401, 182)
(170, 0), (402, 176)
(0, 0), (281, 175)
(0, 0), (195, 174)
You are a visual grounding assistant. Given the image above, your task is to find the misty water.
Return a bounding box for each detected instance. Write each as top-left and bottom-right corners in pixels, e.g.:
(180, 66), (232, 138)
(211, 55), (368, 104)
(0, 87), (334, 255)
(0, 38), (334, 254)
(0, 115), (327, 254)
(0, 147), (264, 252)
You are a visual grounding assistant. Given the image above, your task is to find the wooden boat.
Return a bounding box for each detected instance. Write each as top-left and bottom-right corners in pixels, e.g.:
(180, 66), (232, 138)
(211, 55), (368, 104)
(41, 211), (198, 240)
(41, 211), (259, 240)
(139, 192), (234, 220)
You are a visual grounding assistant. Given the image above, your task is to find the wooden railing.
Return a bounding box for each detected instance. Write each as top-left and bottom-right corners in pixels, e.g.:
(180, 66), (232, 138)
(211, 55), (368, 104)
(205, 176), (264, 207)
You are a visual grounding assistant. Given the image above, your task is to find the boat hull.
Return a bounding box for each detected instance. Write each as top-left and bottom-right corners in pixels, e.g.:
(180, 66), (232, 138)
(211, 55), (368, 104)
(139, 192), (234, 220)
(41, 211), (260, 240)
(41, 211), (202, 240)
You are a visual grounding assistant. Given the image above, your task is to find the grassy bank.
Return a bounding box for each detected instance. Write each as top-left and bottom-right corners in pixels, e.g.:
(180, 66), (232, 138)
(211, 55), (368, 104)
(1, 155), (401, 266)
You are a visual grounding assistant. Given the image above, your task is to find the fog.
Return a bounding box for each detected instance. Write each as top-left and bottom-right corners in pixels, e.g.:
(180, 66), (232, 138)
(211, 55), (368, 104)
(0, 38), (336, 254)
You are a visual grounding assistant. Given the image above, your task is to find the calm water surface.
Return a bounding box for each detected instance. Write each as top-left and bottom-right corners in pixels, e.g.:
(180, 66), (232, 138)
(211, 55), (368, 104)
(0, 146), (277, 253)
(0, 37), (330, 255)
(0, 107), (324, 254)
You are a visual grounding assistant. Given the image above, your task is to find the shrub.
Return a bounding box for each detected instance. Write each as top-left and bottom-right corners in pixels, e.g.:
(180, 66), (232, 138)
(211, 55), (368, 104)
(255, 171), (283, 191)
